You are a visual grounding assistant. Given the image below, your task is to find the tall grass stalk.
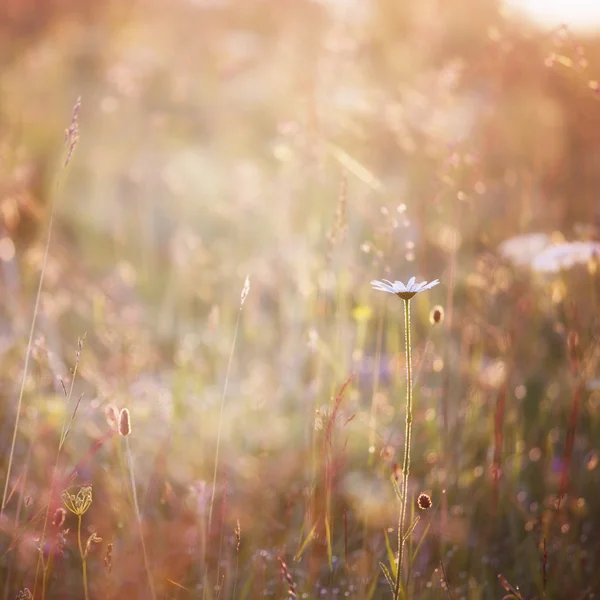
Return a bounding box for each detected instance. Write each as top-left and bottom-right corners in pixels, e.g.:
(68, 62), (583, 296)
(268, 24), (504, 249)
(232, 519), (241, 599)
(394, 298), (413, 600)
(35, 338), (85, 599)
(203, 276), (249, 599)
(2, 179), (63, 520)
(425, 510), (454, 599)
(1, 98), (80, 521)
(124, 435), (156, 600)
(0, 99), (81, 600)
(61, 485), (93, 600)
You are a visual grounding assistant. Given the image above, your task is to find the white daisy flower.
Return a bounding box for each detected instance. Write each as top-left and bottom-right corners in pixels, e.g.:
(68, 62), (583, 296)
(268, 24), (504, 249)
(371, 276), (440, 300)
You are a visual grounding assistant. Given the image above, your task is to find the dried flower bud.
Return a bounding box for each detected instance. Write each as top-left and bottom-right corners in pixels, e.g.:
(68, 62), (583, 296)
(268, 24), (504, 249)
(104, 542), (113, 572)
(417, 493), (432, 510)
(118, 408), (131, 436)
(84, 532), (102, 558)
(52, 507), (66, 527)
(429, 305), (445, 325)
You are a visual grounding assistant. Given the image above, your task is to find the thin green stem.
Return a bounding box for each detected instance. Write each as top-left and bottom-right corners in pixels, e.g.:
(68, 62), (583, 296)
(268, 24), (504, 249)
(203, 305), (243, 599)
(7, 98), (80, 599)
(427, 512), (455, 600)
(78, 514), (89, 600)
(35, 340), (84, 599)
(41, 554), (52, 600)
(1, 176), (61, 521)
(394, 299), (413, 600)
(232, 548), (240, 600)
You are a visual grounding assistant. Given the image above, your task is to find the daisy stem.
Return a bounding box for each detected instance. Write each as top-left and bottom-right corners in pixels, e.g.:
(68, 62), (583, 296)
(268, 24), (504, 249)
(394, 298), (413, 600)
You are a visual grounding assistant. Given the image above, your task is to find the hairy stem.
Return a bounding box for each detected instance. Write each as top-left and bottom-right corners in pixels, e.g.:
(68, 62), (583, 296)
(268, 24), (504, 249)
(394, 299), (413, 600)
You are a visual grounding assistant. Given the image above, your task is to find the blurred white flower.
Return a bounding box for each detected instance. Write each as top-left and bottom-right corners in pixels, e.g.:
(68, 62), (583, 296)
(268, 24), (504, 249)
(498, 233), (551, 266)
(531, 241), (600, 273)
(371, 276), (439, 300)
(478, 358), (507, 390)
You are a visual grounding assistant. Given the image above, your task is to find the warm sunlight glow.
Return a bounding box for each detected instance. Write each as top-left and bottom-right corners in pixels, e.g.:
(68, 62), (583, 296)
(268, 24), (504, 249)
(505, 0), (600, 31)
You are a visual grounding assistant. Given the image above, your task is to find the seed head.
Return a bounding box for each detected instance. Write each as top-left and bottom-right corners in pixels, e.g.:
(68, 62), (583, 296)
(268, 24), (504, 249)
(118, 408), (131, 436)
(417, 493), (432, 510)
(64, 96), (81, 168)
(235, 519), (241, 552)
(429, 305), (445, 325)
(240, 275), (251, 307)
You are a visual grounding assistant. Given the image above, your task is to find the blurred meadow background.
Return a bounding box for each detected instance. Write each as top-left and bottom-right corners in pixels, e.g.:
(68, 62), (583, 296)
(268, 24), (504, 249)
(2, 0), (600, 598)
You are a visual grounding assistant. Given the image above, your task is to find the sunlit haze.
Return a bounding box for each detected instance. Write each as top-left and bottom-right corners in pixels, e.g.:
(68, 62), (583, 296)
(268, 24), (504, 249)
(505, 0), (600, 31)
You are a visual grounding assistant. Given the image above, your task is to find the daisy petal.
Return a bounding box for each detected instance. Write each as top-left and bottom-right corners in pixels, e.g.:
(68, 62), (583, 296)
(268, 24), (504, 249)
(371, 280), (395, 293)
(421, 280), (440, 291)
(371, 276), (440, 298)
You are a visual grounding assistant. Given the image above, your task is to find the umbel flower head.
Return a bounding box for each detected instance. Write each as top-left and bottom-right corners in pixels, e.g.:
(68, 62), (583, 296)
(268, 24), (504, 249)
(61, 485), (93, 516)
(371, 277), (439, 300)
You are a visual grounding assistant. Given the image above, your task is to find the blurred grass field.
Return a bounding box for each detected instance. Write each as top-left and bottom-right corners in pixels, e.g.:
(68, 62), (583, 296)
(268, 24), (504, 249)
(2, 0), (600, 598)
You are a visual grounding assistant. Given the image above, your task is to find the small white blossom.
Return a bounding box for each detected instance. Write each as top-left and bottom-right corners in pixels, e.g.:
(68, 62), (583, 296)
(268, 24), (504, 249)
(498, 233), (551, 266)
(531, 241), (600, 273)
(371, 276), (439, 300)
